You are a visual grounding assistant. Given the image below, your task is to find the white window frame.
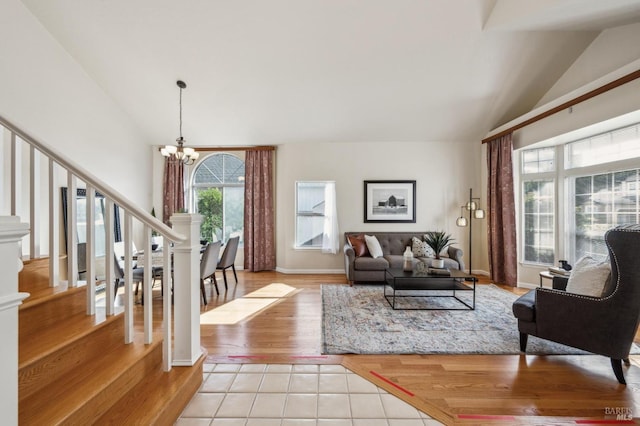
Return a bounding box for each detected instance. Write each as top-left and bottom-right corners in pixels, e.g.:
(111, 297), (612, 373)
(517, 121), (640, 269)
(190, 152), (245, 245)
(518, 146), (560, 267)
(294, 181), (333, 250)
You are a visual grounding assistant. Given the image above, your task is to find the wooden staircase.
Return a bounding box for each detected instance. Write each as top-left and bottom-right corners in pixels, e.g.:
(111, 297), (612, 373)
(18, 258), (203, 425)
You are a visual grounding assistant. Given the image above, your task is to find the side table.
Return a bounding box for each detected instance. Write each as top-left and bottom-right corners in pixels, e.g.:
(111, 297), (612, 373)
(539, 270), (554, 287)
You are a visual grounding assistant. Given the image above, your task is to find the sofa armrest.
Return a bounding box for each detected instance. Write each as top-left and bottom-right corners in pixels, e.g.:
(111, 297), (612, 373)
(447, 246), (464, 271)
(344, 243), (355, 283)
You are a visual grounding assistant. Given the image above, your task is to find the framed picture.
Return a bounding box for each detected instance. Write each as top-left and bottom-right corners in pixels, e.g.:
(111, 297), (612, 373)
(364, 180), (416, 223)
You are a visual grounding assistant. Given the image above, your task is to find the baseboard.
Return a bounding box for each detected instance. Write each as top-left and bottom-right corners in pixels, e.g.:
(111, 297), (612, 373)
(517, 282), (539, 289)
(275, 267), (345, 275)
(471, 269), (490, 276)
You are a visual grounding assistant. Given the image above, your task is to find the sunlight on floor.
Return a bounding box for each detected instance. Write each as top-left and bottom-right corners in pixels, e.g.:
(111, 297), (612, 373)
(200, 283), (299, 325)
(244, 282), (298, 298)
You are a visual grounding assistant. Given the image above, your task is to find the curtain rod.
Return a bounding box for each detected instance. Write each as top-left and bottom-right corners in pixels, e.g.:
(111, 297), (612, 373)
(194, 146), (276, 152)
(481, 68), (640, 144)
(158, 145), (276, 152)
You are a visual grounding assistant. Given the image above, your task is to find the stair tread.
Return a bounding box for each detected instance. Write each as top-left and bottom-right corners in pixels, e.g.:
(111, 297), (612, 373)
(99, 356), (204, 425)
(19, 307), (123, 368)
(20, 282), (84, 310)
(20, 332), (163, 425)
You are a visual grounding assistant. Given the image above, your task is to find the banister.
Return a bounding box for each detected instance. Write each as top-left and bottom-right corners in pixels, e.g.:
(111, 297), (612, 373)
(0, 114), (184, 243)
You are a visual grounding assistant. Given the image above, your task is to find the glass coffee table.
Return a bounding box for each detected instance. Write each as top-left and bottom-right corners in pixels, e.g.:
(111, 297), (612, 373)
(384, 267), (476, 310)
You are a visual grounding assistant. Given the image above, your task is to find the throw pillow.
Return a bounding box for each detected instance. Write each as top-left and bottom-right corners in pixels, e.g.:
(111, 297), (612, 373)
(565, 256), (611, 297)
(348, 234), (370, 257)
(412, 236), (435, 258)
(364, 235), (384, 258)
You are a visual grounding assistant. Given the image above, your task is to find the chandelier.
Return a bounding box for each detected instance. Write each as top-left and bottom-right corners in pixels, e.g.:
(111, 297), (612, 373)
(161, 80), (200, 165)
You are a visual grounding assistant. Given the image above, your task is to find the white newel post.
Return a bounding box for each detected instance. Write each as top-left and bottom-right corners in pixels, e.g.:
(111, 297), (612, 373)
(171, 213), (203, 366)
(0, 216), (30, 426)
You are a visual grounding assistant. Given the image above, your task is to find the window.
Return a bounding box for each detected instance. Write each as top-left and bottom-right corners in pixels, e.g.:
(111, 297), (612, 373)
(569, 169), (640, 261)
(295, 181), (336, 249)
(520, 147), (556, 265)
(519, 121), (640, 268)
(192, 153), (245, 244)
(522, 147), (555, 173)
(565, 123), (640, 169)
(522, 180), (555, 264)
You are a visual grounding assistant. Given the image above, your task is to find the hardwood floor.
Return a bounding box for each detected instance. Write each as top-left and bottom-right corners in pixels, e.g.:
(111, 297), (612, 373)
(142, 271), (640, 425)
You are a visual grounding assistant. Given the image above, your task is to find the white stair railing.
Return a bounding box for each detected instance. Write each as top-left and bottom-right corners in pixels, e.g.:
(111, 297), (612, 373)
(0, 114), (202, 376)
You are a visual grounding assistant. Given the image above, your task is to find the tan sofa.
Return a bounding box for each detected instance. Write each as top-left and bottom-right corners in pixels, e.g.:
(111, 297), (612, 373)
(343, 231), (464, 284)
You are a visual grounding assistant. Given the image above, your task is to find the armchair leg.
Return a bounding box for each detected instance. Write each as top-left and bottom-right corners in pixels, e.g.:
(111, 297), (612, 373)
(232, 265), (238, 283)
(519, 333), (528, 352)
(222, 270), (228, 290)
(611, 358), (626, 385)
(624, 358), (631, 366)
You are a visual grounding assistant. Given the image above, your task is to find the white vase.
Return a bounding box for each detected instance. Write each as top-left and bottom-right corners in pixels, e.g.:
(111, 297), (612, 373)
(431, 258), (444, 269)
(403, 246), (414, 271)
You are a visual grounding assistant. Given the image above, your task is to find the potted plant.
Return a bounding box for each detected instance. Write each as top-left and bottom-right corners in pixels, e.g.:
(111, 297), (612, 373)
(424, 231), (454, 268)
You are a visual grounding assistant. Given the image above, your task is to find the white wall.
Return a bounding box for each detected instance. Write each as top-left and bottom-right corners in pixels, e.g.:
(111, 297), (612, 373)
(0, 0), (151, 205)
(536, 22), (640, 108)
(275, 141), (487, 274)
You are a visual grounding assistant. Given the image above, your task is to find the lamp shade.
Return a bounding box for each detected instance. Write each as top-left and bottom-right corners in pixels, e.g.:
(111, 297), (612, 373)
(474, 209), (485, 219)
(456, 216), (468, 227)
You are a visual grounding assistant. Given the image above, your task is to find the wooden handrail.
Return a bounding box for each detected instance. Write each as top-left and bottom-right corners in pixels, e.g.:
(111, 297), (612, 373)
(0, 114), (184, 242)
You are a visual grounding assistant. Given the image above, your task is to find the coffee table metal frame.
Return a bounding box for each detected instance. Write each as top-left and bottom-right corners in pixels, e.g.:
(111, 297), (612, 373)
(384, 268), (476, 310)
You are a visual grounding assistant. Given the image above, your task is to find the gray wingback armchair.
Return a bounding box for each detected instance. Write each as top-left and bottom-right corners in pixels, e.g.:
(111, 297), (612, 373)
(512, 224), (640, 384)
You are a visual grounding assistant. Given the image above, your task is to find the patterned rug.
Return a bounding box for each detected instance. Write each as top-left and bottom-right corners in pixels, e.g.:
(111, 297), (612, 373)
(321, 283), (629, 355)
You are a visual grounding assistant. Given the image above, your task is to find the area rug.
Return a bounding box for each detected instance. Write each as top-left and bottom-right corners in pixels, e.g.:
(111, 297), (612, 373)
(321, 284), (636, 355)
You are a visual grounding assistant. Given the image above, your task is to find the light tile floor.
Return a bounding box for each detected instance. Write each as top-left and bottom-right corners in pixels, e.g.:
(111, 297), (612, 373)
(176, 364), (443, 425)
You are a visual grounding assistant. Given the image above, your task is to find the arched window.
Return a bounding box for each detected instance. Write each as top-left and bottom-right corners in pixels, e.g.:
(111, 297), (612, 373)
(192, 153), (245, 244)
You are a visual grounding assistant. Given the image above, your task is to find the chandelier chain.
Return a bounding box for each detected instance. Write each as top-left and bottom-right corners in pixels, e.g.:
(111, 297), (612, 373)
(179, 83), (183, 141)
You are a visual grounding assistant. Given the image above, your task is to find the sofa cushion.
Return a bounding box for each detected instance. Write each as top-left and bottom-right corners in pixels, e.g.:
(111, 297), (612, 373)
(566, 256), (611, 297)
(412, 236), (435, 258)
(348, 234), (370, 257)
(365, 235), (384, 258)
(512, 290), (536, 322)
(384, 254), (405, 269)
(354, 256), (389, 271)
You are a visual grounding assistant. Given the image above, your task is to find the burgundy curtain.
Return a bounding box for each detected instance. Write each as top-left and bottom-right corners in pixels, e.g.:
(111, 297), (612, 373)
(163, 156), (184, 225)
(486, 134), (517, 286)
(244, 149), (276, 271)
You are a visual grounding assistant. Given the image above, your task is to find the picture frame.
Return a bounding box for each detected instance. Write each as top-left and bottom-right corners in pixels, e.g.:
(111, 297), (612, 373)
(364, 180), (416, 223)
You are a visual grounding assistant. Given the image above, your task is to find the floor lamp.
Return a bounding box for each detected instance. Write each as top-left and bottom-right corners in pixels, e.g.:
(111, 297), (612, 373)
(456, 188), (485, 275)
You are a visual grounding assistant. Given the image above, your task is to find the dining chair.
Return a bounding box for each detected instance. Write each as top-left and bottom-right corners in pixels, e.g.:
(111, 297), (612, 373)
(200, 241), (222, 305)
(112, 252), (145, 300)
(113, 241), (162, 303)
(217, 236), (239, 290)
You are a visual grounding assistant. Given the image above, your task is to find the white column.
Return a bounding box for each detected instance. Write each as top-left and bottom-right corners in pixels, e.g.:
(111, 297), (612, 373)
(170, 213), (203, 366)
(0, 216), (30, 426)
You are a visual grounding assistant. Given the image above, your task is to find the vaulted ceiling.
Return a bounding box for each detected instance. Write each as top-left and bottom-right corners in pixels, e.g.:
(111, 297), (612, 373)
(20, 0), (640, 146)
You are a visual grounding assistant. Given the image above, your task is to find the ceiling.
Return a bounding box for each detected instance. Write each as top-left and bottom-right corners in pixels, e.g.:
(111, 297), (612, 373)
(20, 0), (640, 146)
